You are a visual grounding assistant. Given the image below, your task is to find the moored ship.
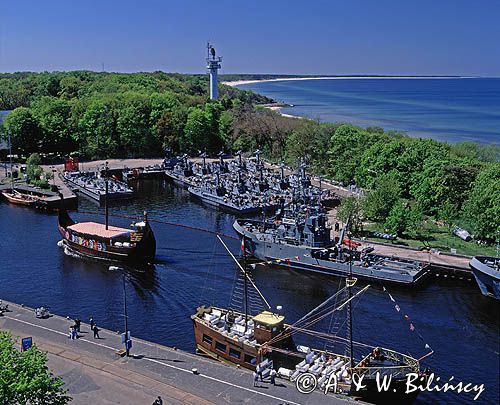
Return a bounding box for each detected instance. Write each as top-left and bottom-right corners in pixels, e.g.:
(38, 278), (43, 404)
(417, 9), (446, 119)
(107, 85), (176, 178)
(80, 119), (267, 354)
(469, 256), (500, 299)
(233, 207), (430, 285)
(192, 237), (429, 404)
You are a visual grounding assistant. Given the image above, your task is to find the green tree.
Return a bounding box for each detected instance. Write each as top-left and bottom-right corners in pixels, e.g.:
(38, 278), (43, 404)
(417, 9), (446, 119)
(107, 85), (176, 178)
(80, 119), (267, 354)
(411, 159), (480, 217)
(384, 199), (423, 238)
(182, 107), (212, 153)
(337, 196), (363, 233)
(31, 97), (75, 153)
(2, 107), (42, 156)
(77, 100), (117, 159)
(362, 172), (401, 222)
(0, 331), (70, 404)
(462, 163), (500, 241)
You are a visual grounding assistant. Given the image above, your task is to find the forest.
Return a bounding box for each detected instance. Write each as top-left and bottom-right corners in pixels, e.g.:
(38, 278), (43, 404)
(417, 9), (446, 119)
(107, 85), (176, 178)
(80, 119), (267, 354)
(0, 71), (498, 243)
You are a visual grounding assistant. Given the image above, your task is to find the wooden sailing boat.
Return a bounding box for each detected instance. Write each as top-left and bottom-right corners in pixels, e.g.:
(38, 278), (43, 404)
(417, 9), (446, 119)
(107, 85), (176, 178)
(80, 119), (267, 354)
(192, 234), (430, 403)
(1, 131), (40, 207)
(58, 162), (156, 263)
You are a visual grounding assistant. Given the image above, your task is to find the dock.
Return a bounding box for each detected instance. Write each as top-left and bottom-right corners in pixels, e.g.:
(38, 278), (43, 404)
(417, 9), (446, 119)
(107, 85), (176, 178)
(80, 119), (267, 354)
(0, 180), (77, 210)
(0, 299), (359, 405)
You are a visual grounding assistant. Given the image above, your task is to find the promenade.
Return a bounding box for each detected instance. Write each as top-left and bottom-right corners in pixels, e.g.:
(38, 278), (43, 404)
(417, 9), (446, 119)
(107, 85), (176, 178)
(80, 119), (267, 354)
(0, 300), (358, 405)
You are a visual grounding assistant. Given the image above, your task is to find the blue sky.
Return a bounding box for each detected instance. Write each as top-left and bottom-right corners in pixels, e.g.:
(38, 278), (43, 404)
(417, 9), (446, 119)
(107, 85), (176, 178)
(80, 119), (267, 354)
(1, 0), (499, 76)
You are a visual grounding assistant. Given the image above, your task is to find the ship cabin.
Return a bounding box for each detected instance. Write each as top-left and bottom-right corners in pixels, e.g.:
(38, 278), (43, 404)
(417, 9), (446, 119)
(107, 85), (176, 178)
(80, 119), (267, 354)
(253, 311), (285, 344)
(191, 306), (287, 371)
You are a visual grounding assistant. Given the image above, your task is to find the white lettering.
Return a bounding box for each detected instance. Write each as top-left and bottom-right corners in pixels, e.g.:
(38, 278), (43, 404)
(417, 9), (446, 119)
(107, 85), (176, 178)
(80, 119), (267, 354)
(472, 384), (485, 401)
(376, 372), (392, 392)
(404, 373), (485, 401)
(405, 372), (419, 395)
(323, 373), (338, 394)
(351, 373), (366, 392)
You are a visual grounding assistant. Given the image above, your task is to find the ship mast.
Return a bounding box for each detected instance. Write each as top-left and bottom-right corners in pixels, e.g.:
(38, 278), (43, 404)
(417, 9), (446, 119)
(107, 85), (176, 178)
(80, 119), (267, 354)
(8, 131), (13, 191)
(104, 161), (109, 230)
(242, 235), (249, 331)
(347, 221), (355, 370)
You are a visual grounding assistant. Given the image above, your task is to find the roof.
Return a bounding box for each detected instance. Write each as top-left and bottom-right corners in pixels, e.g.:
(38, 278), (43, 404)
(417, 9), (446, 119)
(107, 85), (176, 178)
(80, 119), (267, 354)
(68, 222), (131, 239)
(253, 311), (284, 326)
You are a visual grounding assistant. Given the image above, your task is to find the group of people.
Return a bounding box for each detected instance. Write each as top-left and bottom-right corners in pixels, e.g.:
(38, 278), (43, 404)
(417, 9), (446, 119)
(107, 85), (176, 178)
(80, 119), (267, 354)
(253, 365), (277, 387)
(68, 316), (100, 340)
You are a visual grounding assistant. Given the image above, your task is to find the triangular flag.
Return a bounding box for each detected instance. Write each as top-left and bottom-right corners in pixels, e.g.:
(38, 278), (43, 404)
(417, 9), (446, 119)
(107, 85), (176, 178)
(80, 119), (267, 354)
(409, 323), (415, 331)
(395, 305), (400, 312)
(425, 344), (430, 349)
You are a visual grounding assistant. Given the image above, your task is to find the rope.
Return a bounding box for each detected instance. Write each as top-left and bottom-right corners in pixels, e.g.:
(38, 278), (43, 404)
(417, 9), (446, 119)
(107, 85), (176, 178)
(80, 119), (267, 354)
(75, 210), (239, 240)
(216, 235), (271, 310)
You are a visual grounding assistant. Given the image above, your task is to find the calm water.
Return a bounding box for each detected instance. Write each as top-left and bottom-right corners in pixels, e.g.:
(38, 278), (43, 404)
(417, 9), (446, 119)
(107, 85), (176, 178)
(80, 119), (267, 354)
(238, 78), (500, 145)
(0, 180), (498, 404)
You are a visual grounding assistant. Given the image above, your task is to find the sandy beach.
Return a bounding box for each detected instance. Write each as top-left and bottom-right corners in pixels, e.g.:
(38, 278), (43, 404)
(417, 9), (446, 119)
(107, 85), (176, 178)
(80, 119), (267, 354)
(223, 76), (467, 87)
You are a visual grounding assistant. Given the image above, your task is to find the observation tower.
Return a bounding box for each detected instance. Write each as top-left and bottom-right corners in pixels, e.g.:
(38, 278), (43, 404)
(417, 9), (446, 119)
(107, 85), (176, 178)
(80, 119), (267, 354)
(206, 43), (222, 100)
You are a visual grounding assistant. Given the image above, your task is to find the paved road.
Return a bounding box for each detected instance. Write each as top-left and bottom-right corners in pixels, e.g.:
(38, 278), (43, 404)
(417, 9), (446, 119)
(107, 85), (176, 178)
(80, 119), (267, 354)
(0, 300), (359, 405)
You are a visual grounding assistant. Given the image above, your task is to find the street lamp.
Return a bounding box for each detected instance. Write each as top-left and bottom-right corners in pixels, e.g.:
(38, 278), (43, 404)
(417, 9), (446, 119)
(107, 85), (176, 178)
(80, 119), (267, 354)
(109, 266), (131, 357)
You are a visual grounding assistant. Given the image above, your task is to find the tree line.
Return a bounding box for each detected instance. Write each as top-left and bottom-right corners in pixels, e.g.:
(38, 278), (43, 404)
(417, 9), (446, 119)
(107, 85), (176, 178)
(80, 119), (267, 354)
(1, 71), (498, 242)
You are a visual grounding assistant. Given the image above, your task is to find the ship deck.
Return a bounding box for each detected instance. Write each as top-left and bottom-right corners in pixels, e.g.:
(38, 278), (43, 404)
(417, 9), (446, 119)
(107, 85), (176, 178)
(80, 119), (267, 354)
(67, 222), (131, 238)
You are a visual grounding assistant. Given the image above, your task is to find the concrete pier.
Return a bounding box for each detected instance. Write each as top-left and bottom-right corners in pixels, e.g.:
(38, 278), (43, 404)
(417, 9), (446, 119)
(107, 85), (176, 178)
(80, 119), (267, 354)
(0, 300), (358, 405)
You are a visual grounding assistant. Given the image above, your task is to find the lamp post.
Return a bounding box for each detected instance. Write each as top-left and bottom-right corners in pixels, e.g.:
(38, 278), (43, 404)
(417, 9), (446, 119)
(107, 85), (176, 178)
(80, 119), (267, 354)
(109, 266), (131, 356)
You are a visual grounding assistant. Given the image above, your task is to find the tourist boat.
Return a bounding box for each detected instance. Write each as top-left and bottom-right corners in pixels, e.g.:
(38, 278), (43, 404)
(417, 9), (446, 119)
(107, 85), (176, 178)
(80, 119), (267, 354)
(58, 209), (156, 263)
(469, 256), (500, 299)
(192, 236), (429, 404)
(58, 164), (156, 263)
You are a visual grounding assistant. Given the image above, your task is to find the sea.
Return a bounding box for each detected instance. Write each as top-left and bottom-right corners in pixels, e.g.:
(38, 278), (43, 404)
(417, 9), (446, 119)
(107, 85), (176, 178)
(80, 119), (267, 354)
(0, 179), (498, 404)
(237, 78), (500, 145)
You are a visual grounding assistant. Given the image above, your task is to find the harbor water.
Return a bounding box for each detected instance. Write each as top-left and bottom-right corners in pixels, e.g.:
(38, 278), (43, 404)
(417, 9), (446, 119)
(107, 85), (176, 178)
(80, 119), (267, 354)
(237, 78), (500, 145)
(0, 179), (498, 404)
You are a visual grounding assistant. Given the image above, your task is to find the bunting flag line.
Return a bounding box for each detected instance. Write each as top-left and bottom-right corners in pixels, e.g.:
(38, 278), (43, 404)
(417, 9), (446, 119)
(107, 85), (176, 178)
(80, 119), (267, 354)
(382, 285), (433, 353)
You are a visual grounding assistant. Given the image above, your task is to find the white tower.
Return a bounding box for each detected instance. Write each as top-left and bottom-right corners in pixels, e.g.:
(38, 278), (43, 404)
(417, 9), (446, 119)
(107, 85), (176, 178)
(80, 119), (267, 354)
(206, 42), (222, 100)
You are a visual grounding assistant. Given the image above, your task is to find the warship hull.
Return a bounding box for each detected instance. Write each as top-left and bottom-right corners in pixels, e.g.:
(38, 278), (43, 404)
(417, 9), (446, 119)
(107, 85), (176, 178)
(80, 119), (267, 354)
(469, 256), (500, 299)
(234, 220), (430, 285)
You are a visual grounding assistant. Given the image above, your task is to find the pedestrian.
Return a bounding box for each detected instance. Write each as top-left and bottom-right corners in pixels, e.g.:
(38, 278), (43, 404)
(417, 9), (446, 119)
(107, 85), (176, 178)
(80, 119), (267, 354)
(93, 324), (100, 339)
(68, 326), (73, 339)
(90, 316), (95, 330)
(257, 365), (264, 382)
(270, 368), (277, 386)
(152, 396), (163, 405)
(253, 371), (259, 387)
(75, 319), (81, 333)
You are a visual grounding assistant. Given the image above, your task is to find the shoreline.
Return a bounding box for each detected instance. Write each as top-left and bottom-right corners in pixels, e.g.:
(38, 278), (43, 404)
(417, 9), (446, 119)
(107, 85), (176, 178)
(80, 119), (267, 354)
(223, 75), (473, 87)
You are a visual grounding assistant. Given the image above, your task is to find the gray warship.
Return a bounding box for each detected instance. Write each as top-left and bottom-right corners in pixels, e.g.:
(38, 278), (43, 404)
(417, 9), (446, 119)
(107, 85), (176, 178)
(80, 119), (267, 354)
(233, 203), (430, 285)
(469, 256), (500, 299)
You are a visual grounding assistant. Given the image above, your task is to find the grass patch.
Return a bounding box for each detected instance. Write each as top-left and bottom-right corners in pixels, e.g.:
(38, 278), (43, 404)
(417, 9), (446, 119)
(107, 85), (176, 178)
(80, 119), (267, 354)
(362, 221), (498, 257)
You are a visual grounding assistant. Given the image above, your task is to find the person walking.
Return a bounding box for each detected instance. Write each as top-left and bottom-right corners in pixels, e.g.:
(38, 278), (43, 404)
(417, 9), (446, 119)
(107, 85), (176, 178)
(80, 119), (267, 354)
(75, 319), (81, 333)
(90, 316), (95, 331)
(93, 324), (100, 339)
(253, 371), (259, 387)
(270, 368), (277, 386)
(69, 325), (77, 340)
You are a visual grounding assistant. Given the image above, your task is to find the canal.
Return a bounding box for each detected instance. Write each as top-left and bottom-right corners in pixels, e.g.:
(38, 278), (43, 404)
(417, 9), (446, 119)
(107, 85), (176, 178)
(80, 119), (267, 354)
(0, 179), (498, 404)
